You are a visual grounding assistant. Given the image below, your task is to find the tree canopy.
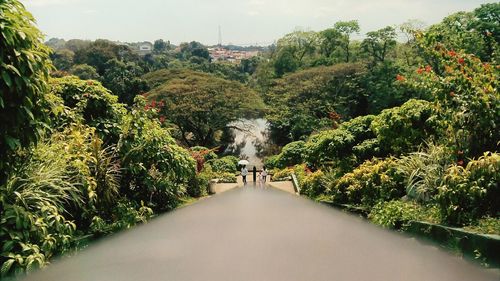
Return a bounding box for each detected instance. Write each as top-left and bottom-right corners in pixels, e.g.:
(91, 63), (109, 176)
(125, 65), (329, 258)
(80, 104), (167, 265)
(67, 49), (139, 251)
(145, 69), (263, 146)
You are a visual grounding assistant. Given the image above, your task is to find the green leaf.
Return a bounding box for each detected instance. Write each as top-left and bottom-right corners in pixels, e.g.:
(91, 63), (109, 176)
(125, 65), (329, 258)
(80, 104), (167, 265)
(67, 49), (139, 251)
(1, 258), (15, 276)
(2, 240), (15, 252)
(4, 136), (21, 150)
(2, 71), (12, 88)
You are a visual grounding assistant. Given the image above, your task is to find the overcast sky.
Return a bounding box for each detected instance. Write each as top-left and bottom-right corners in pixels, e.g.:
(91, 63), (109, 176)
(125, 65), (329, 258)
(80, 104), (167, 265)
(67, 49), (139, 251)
(21, 0), (496, 46)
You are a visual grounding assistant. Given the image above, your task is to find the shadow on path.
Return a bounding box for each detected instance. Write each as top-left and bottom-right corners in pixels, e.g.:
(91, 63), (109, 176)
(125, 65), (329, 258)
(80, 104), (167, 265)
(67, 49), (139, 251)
(22, 187), (499, 281)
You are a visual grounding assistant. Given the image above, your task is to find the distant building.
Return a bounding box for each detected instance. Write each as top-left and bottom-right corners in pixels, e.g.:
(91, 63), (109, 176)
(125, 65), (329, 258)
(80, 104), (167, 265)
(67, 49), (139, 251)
(208, 47), (259, 64)
(138, 42), (153, 55)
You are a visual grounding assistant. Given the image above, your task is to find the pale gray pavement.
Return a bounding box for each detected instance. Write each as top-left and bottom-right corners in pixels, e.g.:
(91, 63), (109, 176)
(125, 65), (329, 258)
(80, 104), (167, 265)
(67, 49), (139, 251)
(22, 187), (499, 281)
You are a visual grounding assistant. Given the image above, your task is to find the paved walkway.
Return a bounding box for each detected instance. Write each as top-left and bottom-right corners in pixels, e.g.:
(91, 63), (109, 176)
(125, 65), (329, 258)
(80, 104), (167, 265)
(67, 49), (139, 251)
(22, 187), (499, 281)
(213, 176), (295, 195)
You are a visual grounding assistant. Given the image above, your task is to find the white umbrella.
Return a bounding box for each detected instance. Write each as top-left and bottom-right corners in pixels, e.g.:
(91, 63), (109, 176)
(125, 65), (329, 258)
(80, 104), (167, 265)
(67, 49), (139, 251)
(238, 159), (249, 166)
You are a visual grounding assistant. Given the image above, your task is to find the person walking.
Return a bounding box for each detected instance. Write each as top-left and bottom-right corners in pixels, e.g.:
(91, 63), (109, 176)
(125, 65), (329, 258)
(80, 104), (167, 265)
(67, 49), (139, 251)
(262, 167), (268, 183)
(257, 170), (264, 188)
(241, 166), (248, 185)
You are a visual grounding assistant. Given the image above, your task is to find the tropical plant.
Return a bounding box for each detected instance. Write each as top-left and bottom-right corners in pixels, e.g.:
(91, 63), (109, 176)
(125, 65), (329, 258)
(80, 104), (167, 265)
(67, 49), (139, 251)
(436, 152), (500, 226)
(49, 77), (126, 143)
(398, 143), (452, 202)
(0, 0), (52, 181)
(331, 158), (405, 207)
(408, 39), (499, 158)
(368, 200), (440, 229)
(119, 96), (196, 212)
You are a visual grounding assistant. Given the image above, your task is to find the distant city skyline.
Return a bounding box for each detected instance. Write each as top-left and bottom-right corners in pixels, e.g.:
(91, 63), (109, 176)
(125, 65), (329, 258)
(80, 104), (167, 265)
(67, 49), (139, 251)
(21, 0), (496, 46)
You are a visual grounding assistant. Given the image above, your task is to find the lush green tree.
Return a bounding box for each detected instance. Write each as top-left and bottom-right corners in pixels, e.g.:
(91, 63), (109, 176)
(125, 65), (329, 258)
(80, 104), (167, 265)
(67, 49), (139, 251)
(362, 26), (397, 64)
(319, 28), (342, 59)
(69, 64), (100, 80)
(50, 49), (75, 71)
(73, 40), (138, 75)
(334, 20), (360, 62)
(279, 30), (319, 62)
(65, 39), (91, 52)
(406, 47), (499, 158)
(239, 56), (263, 75)
(153, 39), (168, 53)
(0, 0), (52, 180)
(273, 46), (300, 77)
(49, 77), (126, 143)
(119, 97), (196, 211)
(472, 3), (500, 61)
(146, 69), (262, 146)
(101, 59), (148, 105)
(265, 64), (365, 144)
(45, 37), (66, 50)
(179, 41), (210, 60)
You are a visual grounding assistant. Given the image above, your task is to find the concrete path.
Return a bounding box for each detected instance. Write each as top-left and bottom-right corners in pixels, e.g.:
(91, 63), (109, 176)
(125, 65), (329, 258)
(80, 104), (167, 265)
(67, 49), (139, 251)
(212, 175), (294, 195)
(22, 187), (499, 281)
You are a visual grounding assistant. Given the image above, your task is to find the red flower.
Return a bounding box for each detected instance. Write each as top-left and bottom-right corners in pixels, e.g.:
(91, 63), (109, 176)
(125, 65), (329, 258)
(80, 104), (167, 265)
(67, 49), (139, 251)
(425, 65), (432, 72)
(151, 100), (156, 108)
(448, 50), (456, 57)
(159, 116), (166, 123)
(457, 58), (465, 64)
(144, 105), (150, 110)
(457, 160), (464, 166)
(416, 68), (424, 74)
(396, 74), (405, 81)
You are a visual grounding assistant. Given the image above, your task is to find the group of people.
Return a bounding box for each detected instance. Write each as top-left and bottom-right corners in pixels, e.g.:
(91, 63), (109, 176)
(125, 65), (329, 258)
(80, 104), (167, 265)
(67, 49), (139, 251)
(240, 165), (268, 186)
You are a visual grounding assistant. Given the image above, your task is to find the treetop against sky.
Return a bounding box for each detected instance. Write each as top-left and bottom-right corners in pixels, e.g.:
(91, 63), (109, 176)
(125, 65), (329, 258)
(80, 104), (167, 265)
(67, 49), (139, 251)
(22, 0), (496, 45)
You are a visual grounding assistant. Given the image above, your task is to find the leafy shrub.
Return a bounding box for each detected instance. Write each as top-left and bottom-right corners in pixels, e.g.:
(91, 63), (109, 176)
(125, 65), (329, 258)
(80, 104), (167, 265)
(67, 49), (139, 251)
(119, 97), (196, 212)
(331, 158), (405, 207)
(371, 99), (438, 156)
(89, 200), (154, 236)
(278, 141), (306, 168)
(407, 45), (499, 157)
(304, 128), (357, 170)
(368, 200), (440, 229)
(0, 204), (77, 277)
(207, 156), (238, 173)
(0, 0), (52, 180)
(49, 76), (126, 143)
(303, 114), (382, 171)
(464, 217), (500, 235)
(0, 140), (83, 277)
(270, 167), (294, 181)
(398, 143), (452, 202)
(30, 125), (121, 221)
(264, 155), (280, 170)
(436, 152), (500, 226)
(300, 170), (329, 198)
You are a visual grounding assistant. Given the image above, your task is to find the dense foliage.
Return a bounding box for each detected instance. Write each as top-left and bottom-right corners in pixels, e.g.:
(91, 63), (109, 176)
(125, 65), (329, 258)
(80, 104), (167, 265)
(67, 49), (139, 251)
(145, 69), (263, 147)
(0, 0), (51, 181)
(264, 3), (499, 237)
(1, 0), (499, 276)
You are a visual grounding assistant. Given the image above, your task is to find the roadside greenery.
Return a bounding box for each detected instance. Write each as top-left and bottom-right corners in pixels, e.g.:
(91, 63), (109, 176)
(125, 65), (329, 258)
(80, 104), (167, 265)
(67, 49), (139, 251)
(264, 3), (499, 237)
(0, 0), (499, 276)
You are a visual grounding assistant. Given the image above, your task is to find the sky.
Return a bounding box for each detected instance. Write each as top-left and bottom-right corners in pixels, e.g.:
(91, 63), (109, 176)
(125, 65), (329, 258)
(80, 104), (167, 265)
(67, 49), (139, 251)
(21, 0), (496, 46)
